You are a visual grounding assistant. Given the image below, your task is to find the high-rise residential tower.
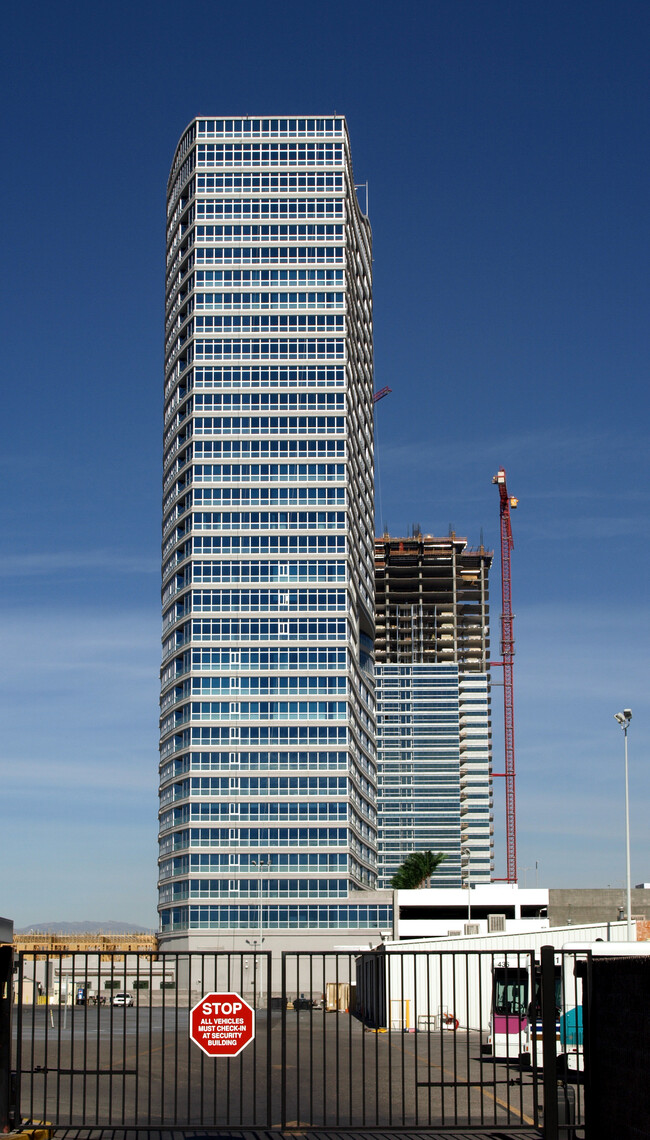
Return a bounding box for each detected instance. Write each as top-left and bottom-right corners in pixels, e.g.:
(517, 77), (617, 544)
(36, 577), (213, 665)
(158, 117), (387, 948)
(374, 534), (494, 889)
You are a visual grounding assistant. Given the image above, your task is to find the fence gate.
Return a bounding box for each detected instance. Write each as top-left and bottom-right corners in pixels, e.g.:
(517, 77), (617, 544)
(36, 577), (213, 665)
(7, 946), (587, 1135)
(11, 951), (273, 1130)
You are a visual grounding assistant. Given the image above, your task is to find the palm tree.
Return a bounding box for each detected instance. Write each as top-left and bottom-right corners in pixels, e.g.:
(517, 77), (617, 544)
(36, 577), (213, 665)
(390, 850), (446, 890)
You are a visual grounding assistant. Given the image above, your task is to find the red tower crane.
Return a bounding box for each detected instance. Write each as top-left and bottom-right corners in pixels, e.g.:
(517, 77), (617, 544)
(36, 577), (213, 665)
(491, 468), (519, 883)
(373, 386), (392, 403)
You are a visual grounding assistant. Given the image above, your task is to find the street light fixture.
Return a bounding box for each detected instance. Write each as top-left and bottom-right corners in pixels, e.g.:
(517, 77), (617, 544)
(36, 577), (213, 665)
(614, 709), (633, 939)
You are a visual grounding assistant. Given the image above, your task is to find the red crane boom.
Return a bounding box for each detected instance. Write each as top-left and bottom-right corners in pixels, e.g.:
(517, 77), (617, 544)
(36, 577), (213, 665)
(491, 468), (518, 883)
(373, 386), (392, 403)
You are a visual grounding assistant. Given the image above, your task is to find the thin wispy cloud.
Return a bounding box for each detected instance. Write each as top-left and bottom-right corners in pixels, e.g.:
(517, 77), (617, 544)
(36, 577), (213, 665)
(0, 550), (158, 576)
(378, 426), (615, 477)
(1, 755), (154, 795)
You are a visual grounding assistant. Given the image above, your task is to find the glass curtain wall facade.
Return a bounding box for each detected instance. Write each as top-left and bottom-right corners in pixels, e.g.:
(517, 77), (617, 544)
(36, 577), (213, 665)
(376, 664), (462, 887)
(159, 117), (378, 939)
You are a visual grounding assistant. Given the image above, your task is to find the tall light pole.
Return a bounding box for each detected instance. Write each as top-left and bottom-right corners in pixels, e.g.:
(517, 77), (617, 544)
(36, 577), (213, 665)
(614, 709), (633, 939)
(461, 847), (471, 925)
(248, 857), (269, 1008)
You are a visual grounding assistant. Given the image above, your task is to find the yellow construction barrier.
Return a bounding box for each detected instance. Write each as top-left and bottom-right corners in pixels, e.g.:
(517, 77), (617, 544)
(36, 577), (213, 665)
(11, 1125), (53, 1140)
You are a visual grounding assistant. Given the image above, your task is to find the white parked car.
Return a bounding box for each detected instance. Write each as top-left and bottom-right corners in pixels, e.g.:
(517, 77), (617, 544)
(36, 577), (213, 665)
(112, 992), (134, 1007)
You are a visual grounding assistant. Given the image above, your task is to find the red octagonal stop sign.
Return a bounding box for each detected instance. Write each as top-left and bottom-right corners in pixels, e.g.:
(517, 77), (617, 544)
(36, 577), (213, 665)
(190, 991), (255, 1057)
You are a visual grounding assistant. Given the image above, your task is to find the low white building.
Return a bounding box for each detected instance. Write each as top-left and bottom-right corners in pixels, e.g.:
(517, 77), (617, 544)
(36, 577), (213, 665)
(393, 883), (549, 940)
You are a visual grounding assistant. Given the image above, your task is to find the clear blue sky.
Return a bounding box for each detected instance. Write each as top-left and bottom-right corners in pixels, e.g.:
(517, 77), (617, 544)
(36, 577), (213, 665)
(2, 0), (648, 927)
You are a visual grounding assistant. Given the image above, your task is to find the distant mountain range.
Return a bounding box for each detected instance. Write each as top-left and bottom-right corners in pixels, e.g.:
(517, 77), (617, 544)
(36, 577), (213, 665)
(16, 920), (156, 935)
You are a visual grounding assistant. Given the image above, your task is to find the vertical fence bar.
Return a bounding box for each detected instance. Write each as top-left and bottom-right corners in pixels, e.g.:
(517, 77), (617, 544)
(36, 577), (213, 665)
(94, 954), (101, 1127)
(42, 954), (50, 1128)
(477, 951), (485, 1127)
(488, 951), (497, 1126)
(81, 952), (88, 1126)
(15, 954), (24, 1129)
(133, 953), (140, 1125)
(307, 953), (313, 1124)
(517, 951), (525, 1126)
(0, 945), (12, 1132)
(541, 944), (559, 1140)
(320, 954), (327, 1127)
(147, 951), (154, 1126)
(233, 953), (241, 1130)
(451, 953), (459, 1124)
(56, 952), (64, 1128)
(295, 952), (301, 1126)
(386, 946), (393, 1126)
(198, 948), (203, 1126)
(163, 951), (169, 1126)
(266, 950), (272, 1126)
(573, 952), (583, 1129)
(464, 952), (471, 1125)
(28, 956), (36, 1125)
(345, 952), (353, 1126)
(399, 951), (406, 1124)
(367, 950), (374, 1126)
(581, 950), (592, 1139)
(107, 953), (114, 1126)
(529, 950), (540, 1128)
(529, 949), (536, 1125)
(437, 951), (445, 1126)
(412, 950), (419, 1126)
(280, 951), (287, 1128)
(425, 950), (432, 1125)
(121, 952), (128, 1126)
(70, 952), (77, 1127)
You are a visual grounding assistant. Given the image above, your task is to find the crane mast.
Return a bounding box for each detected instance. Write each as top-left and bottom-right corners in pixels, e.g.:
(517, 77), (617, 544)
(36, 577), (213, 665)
(492, 468), (518, 883)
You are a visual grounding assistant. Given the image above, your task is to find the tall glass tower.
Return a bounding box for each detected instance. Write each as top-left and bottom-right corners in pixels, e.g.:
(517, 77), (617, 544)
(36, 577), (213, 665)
(374, 534), (494, 889)
(158, 117), (383, 947)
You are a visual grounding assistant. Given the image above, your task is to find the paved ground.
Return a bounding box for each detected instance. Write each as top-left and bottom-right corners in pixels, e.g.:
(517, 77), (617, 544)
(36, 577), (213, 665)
(14, 1007), (561, 1134)
(49, 1130), (543, 1139)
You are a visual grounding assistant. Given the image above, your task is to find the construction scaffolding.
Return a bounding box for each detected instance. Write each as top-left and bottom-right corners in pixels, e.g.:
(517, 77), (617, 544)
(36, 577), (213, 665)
(13, 932), (158, 957)
(375, 532), (493, 671)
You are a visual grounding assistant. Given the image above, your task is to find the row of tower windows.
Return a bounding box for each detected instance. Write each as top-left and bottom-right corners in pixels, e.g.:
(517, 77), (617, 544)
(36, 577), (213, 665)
(195, 269), (344, 287)
(197, 119), (344, 137)
(196, 143), (344, 166)
(194, 245), (345, 265)
(162, 881), (352, 899)
(194, 292), (344, 309)
(190, 416), (346, 432)
(196, 173), (344, 191)
(193, 339), (345, 360)
(186, 510), (346, 530)
(162, 853), (348, 873)
(161, 905), (392, 932)
(195, 200), (344, 218)
(187, 559), (347, 582)
(195, 224), (344, 241)
(194, 314), (345, 331)
(191, 463), (346, 482)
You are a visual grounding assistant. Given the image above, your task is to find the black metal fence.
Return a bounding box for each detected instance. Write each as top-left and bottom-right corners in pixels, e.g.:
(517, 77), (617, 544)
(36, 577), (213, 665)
(4, 946), (589, 1135)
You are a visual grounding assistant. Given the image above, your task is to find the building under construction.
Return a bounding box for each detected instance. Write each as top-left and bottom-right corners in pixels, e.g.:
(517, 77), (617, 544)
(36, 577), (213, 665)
(374, 533), (494, 889)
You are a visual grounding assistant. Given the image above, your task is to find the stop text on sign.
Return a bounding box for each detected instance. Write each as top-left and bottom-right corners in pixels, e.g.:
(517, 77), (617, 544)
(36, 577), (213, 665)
(190, 991), (255, 1058)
